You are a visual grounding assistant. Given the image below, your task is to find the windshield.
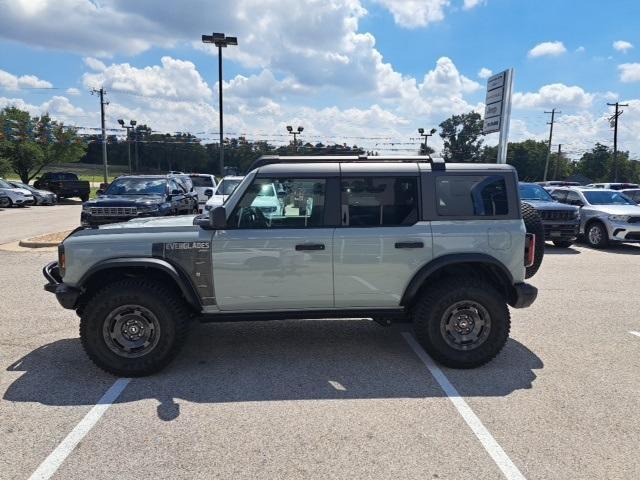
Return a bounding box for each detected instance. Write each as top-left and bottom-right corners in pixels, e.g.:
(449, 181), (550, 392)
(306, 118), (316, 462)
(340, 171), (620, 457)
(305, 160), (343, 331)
(520, 184), (554, 201)
(0, 179), (13, 189)
(190, 175), (214, 187)
(105, 178), (167, 195)
(583, 191), (635, 205)
(217, 179), (242, 196)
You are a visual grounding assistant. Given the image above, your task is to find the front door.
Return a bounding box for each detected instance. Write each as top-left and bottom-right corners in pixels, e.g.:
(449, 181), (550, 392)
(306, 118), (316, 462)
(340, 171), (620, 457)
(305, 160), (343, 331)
(212, 176), (334, 311)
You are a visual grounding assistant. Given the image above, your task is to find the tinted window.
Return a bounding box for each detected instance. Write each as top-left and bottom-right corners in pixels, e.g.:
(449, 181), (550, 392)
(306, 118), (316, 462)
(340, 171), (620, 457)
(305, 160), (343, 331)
(520, 184), (554, 201)
(231, 178), (326, 229)
(565, 191), (583, 206)
(168, 179), (184, 193)
(436, 175), (508, 217)
(49, 173), (78, 181)
(341, 177), (418, 227)
(190, 175), (214, 187)
(217, 179), (242, 195)
(583, 190), (635, 205)
(550, 190), (567, 202)
(106, 178), (167, 195)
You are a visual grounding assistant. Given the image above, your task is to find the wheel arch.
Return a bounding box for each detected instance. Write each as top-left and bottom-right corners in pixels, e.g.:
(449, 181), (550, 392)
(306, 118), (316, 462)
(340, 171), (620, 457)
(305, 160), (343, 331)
(77, 258), (202, 312)
(400, 254), (515, 308)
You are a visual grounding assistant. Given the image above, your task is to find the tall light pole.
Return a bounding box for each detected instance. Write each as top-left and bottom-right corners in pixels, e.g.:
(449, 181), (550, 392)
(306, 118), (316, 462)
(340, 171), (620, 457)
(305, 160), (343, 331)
(418, 127), (436, 154)
(287, 125), (304, 151)
(117, 119), (136, 173)
(202, 32), (237, 176)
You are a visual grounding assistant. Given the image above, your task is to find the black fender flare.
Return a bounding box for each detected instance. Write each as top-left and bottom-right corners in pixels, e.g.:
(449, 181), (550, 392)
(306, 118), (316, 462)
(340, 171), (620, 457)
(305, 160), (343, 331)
(400, 253), (514, 306)
(78, 257), (201, 310)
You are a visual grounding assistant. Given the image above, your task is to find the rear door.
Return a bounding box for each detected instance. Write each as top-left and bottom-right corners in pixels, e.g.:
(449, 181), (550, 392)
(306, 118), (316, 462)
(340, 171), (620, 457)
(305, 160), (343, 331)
(333, 165), (433, 307)
(212, 173), (337, 310)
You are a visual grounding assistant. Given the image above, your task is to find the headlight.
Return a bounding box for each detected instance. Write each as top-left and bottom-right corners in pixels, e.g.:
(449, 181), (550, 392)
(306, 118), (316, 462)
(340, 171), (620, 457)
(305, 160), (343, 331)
(82, 204), (91, 211)
(608, 215), (629, 222)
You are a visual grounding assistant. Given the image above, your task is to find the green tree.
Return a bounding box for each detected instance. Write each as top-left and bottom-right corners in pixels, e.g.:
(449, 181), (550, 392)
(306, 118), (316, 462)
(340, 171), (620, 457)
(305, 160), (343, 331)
(574, 143), (610, 182)
(439, 111), (484, 162)
(0, 107), (86, 183)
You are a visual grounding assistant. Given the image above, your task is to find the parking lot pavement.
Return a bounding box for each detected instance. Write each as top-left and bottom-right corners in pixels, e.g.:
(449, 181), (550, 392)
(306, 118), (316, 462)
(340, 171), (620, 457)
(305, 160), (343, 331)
(1, 243), (640, 479)
(0, 202), (81, 244)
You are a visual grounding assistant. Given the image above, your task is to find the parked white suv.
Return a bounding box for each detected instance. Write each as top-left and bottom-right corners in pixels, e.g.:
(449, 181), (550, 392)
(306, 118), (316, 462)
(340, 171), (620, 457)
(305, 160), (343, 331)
(204, 175), (244, 211)
(188, 174), (218, 212)
(0, 178), (35, 207)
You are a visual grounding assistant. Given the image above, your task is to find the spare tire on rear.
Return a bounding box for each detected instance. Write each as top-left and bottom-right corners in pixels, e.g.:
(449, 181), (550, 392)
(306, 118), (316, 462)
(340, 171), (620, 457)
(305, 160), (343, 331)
(522, 202), (544, 279)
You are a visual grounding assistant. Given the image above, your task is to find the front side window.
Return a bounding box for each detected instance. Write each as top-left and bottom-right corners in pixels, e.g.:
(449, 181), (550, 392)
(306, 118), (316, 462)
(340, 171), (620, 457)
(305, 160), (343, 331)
(436, 175), (508, 217)
(565, 191), (583, 206)
(520, 184), (554, 202)
(230, 178), (327, 229)
(341, 177), (418, 227)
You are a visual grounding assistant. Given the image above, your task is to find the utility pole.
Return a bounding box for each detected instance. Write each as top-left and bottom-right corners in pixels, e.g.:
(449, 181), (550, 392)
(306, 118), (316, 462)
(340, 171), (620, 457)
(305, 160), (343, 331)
(553, 144), (562, 180)
(608, 102), (628, 182)
(92, 88), (109, 184)
(543, 108), (560, 181)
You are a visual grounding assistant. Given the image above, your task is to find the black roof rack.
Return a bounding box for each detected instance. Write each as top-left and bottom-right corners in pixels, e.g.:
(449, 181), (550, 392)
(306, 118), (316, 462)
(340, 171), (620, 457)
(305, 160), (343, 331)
(248, 155), (445, 172)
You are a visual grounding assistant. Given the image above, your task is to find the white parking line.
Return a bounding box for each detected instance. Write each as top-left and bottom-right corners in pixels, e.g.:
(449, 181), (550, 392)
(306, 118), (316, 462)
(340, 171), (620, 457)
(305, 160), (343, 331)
(401, 333), (526, 480)
(630, 331), (640, 338)
(28, 378), (131, 480)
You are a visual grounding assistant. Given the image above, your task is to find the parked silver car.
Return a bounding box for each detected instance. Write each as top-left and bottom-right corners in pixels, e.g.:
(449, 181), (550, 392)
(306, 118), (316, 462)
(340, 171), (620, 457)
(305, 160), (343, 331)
(8, 180), (57, 205)
(550, 187), (640, 248)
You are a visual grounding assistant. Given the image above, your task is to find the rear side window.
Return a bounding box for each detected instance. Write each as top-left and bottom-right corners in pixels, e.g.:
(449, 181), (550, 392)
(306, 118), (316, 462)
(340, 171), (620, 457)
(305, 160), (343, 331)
(436, 175), (508, 217)
(550, 190), (568, 203)
(341, 177), (418, 227)
(190, 176), (213, 187)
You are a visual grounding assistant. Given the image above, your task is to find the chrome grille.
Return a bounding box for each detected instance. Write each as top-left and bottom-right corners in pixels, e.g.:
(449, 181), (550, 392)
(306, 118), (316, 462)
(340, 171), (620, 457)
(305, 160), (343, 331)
(539, 210), (575, 221)
(90, 207), (137, 216)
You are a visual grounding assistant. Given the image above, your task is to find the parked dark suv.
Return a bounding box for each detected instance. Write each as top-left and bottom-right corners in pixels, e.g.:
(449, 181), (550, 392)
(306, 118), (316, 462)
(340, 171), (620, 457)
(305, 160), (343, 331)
(81, 175), (198, 227)
(519, 182), (580, 247)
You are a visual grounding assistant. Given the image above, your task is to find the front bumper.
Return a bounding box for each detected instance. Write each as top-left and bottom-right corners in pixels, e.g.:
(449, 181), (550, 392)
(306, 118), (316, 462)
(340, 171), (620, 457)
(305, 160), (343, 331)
(509, 282), (538, 309)
(43, 261), (80, 309)
(607, 220), (640, 242)
(542, 220), (579, 241)
(13, 197), (35, 205)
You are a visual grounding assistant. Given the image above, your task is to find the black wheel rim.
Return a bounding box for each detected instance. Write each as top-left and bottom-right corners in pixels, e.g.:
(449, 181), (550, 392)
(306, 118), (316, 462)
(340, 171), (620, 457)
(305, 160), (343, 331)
(440, 300), (492, 351)
(102, 304), (161, 358)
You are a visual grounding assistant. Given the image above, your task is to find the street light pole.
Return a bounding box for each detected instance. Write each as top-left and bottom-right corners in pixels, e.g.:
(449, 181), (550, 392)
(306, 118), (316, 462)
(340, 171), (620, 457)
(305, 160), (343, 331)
(118, 119), (136, 174)
(202, 32), (238, 176)
(418, 128), (436, 154)
(287, 125), (304, 152)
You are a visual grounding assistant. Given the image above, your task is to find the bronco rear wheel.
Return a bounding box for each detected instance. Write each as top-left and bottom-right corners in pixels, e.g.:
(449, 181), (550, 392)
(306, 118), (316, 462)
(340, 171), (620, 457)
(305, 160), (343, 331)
(413, 277), (510, 369)
(80, 279), (189, 376)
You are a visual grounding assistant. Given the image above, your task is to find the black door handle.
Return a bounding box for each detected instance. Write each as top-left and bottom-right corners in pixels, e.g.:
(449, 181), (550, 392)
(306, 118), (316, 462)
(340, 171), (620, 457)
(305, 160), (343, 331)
(295, 243), (325, 251)
(395, 241), (424, 249)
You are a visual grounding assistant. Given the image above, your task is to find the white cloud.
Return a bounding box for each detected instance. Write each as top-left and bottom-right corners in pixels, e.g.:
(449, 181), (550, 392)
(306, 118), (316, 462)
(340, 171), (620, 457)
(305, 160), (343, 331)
(84, 57), (106, 71)
(618, 63), (640, 83)
(478, 67), (492, 79)
(528, 41), (567, 58)
(0, 95), (85, 121)
(613, 40), (633, 53)
(373, 0), (449, 28)
(513, 83), (593, 109)
(83, 57), (212, 102)
(0, 69), (52, 90)
(463, 0), (485, 10)
(66, 87), (81, 95)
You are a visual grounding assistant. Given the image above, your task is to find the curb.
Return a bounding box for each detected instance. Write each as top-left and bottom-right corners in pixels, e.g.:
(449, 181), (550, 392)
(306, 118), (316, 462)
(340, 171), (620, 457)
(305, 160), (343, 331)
(18, 239), (61, 248)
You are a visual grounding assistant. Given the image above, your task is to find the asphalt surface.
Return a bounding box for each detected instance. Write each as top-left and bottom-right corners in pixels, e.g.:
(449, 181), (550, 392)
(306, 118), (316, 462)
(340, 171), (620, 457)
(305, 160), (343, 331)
(0, 201), (81, 244)
(1, 242), (640, 479)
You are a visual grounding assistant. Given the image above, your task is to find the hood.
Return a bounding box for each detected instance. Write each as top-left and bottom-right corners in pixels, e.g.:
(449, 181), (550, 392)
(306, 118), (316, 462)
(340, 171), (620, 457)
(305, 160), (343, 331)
(85, 194), (165, 207)
(522, 199), (578, 211)
(99, 214), (198, 229)
(585, 204), (640, 215)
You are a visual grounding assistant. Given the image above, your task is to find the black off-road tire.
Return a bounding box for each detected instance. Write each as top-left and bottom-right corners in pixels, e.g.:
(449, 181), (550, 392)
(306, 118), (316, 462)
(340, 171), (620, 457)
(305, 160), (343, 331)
(553, 240), (573, 248)
(80, 279), (189, 376)
(80, 194), (90, 202)
(522, 202), (545, 278)
(584, 221), (609, 249)
(413, 277), (510, 369)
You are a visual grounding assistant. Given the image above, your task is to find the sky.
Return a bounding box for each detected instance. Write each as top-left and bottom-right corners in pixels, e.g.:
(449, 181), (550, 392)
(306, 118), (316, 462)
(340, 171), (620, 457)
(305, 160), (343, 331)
(0, 0), (639, 157)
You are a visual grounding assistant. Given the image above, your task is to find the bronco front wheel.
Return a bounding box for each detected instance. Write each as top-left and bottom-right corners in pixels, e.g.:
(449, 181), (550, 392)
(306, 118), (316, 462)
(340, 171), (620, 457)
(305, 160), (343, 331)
(80, 279), (189, 376)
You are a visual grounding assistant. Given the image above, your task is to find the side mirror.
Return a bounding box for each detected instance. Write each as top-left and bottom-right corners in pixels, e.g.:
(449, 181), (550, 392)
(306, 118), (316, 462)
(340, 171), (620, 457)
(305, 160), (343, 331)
(96, 189), (104, 196)
(209, 206), (227, 229)
(204, 188), (213, 198)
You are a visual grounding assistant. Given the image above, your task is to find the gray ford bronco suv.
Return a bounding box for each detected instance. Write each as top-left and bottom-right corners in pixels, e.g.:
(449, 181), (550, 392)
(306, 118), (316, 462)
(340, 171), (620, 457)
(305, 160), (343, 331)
(43, 156), (540, 376)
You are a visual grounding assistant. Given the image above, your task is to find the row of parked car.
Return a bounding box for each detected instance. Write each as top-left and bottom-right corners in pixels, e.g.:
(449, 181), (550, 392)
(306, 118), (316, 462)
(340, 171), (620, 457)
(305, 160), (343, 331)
(0, 177), (58, 208)
(80, 172), (244, 227)
(521, 181), (640, 249)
